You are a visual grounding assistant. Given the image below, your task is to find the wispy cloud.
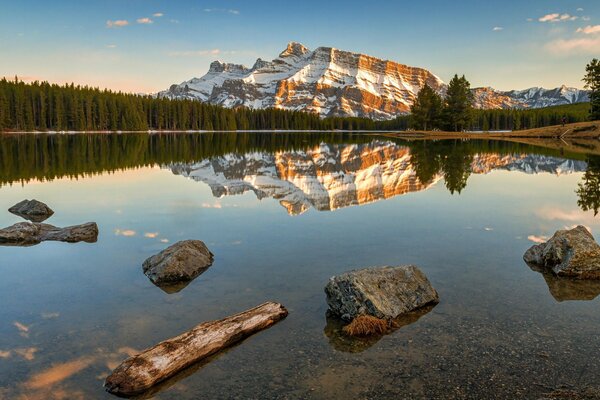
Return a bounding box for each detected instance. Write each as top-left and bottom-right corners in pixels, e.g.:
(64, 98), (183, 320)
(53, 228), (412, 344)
(204, 8), (240, 15)
(137, 17), (153, 24)
(169, 49), (223, 57)
(144, 232), (159, 238)
(106, 19), (129, 28)
(539, 13), (578, 23)
(153, 12), (164, 17)
(577, 25), (600, 35)
(493, 26), (504, 31)
(105, 44), (117, 48)
(577, 8), (584, 12)
(546, 36), (600, 55)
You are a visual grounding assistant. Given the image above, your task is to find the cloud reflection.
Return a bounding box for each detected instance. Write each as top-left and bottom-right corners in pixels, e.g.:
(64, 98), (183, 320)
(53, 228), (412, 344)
(14, 321), (30, 338)
(25, 357), (94, 390)
(114, 229), (136, 237)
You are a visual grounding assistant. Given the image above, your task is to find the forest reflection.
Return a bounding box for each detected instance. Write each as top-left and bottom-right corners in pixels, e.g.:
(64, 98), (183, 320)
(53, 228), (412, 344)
(0, 132), (598, 215)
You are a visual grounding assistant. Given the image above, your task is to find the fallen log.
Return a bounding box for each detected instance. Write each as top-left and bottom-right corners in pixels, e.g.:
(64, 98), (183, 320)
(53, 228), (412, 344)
(104, 302), (288, 396)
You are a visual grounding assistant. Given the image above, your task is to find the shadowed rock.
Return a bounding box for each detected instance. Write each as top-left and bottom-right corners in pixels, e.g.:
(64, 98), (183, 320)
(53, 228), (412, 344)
(142, 240), (214, 288)
(325, 265), (439, 322)
(524, 225), (600, 279)
(0, 222), (98, 246)
(8, 199), (54, 222)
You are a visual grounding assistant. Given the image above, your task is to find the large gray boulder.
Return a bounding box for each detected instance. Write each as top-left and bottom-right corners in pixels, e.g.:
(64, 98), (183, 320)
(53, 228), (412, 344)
(9, 199), (54, 222)
(524, 225), (600, 279)
(0, 222), (98, 246)
(142, 240), (214, 287)
(325, 265), (439, 322)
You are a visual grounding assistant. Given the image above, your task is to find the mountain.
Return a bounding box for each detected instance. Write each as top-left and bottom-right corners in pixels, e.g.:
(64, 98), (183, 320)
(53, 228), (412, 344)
(159, 42), (588, 120)
(169, 141), (587, 215)
(472, 86), (589, 110)
(159, 42), (445, 120)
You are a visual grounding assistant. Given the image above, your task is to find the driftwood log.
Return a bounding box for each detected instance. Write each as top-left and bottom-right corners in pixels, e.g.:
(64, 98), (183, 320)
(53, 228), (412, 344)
(104, 302), (288, 396)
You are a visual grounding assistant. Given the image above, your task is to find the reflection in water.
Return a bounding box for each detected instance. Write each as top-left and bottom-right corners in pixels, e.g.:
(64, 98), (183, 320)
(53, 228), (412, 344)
(172, 141), (588, 215)
(323, 304), (436, 353)
(0, 132), (594, 214)
(526, 261), (600, 302)
(577, 155), (600, 216)
(25, 357), (95, 390)
(542, 274), (600, 302)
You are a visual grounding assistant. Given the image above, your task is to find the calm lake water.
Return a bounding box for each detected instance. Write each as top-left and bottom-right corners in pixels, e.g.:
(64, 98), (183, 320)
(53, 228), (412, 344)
(0, 132), (599, 399)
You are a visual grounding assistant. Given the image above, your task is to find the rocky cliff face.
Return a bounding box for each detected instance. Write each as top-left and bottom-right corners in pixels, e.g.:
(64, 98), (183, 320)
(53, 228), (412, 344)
(159, 42), (588, 120)
(169, 141), (587, 215)
(160, 42), (445, 120)
(472, 86), (589, 110)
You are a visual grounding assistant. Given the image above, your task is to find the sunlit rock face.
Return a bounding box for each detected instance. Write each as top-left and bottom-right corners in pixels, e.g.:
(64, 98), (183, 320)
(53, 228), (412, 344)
(159, 42), (588, 119)
(159, 42), (445, 120)
(472, 86), (589, 110)
(170, 142), (587, 216)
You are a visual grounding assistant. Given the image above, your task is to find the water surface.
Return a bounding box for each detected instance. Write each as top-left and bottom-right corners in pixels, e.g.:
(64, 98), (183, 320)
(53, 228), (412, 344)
(0, 133), (599, 399)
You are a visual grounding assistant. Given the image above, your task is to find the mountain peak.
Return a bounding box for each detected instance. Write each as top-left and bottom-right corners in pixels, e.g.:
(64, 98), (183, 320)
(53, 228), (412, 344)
(279, 42), (310, 58)
(159, 42), (589, 119)
(208, 61), (248, 74)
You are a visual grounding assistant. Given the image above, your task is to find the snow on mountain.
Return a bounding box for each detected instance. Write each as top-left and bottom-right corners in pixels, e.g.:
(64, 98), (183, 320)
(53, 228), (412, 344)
(159, 42), (445, 120)
(472, 85), (589, 110)
(169, 141), (587, 215)
(159, 42), (588, 120)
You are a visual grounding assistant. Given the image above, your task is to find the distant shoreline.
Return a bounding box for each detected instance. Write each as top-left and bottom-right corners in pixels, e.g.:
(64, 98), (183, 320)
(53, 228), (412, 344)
(1, 121), (598, 140)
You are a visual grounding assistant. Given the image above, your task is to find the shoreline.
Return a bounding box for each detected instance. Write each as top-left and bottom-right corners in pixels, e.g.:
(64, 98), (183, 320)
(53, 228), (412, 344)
(0, 121), (598, 138)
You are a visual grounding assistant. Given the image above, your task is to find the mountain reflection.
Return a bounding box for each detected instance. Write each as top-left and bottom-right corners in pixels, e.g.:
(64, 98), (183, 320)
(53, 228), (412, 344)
(0, 132), (596, 215)
(171, 141), (588, 215)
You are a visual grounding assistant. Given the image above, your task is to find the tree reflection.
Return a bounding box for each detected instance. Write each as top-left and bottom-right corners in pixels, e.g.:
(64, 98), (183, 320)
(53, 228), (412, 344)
(577, 155), (600, 216)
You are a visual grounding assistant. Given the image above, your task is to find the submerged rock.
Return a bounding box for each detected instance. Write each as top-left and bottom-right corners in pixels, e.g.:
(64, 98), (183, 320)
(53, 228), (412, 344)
(8, 199), (54, 222)
(524, 226), (600, 279)
(142, 240), (214, 286)
(324, 265), (439, 322)
(0, 222), (98, 246)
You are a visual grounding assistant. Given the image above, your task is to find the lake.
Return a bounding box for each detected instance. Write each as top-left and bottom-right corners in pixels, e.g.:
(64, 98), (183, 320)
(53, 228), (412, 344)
(0, 132), (599, 399)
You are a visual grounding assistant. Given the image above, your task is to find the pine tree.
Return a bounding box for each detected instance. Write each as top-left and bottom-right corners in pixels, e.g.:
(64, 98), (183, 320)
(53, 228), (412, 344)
(583, 59), (600, 121)
(443, 74), (474, 132)
(410, 84), (443, 130)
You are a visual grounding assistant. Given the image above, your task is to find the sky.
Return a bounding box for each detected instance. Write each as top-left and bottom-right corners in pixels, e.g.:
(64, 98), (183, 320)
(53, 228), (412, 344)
(0, 0), (599, 93)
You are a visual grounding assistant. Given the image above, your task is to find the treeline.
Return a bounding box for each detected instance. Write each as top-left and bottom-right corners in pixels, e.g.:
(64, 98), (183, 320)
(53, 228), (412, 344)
(0, 76), (596, 133)
(384, 102), (592, 131)
(0, 78), (377, 132)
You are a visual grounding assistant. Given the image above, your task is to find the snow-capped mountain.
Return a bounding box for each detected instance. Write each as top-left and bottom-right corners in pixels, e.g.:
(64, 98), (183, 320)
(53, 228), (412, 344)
(159, 42), (588, 119)
(159, 42), (445, 120)
(472, 86), (589, 110)
(169, 141), (587, 215)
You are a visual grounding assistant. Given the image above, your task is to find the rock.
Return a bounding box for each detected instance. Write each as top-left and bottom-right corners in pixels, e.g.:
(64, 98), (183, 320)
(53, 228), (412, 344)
(524, 226), (600, 279)
(8, 199), (54, 222)
(0, 222), (98, 246)
(142, 240), (214, 286)
(324, 265), (439, 322)
(105, 302), (288, 396)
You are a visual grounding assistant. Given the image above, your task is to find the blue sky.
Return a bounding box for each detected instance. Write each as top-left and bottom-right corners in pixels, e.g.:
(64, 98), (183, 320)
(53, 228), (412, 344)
(0, 0), (599, 93)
